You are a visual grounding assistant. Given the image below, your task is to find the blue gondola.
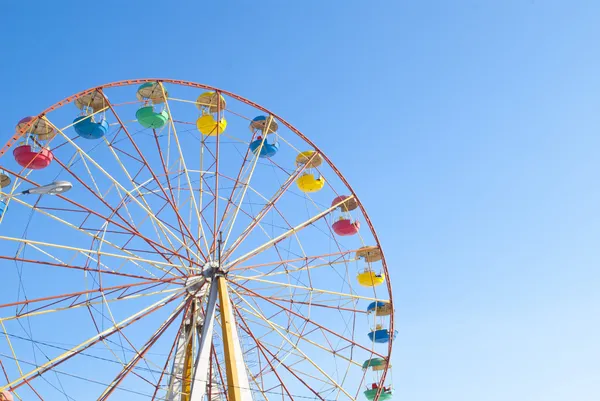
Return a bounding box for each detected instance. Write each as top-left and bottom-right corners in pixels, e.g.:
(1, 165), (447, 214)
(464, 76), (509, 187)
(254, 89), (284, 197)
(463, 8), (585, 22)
(249, 137), (279, 158)
(367, 301), (387, 313)
(0, 199), (6, 219)
(367, 301), (392, 316)
(249, 115), (278, 133)
(73, 116), (109, 140)
(368, 328), (398, 344)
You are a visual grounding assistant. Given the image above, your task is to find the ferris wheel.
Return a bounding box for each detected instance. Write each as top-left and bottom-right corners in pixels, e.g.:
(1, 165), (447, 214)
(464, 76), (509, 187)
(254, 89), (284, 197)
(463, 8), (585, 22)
(0, 79), (395, 401)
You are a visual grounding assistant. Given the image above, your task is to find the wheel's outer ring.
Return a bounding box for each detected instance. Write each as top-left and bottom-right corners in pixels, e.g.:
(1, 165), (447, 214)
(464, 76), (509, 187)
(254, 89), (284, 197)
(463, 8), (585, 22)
(1, 78), (395, 398)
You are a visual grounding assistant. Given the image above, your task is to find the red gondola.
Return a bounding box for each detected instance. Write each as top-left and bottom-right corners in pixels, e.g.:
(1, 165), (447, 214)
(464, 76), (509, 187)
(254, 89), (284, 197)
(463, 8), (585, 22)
(13, 144), (53, 170)
(331, 195), (360, 236)
(0, 390), (14, 401)
(332, 218), (360, 236)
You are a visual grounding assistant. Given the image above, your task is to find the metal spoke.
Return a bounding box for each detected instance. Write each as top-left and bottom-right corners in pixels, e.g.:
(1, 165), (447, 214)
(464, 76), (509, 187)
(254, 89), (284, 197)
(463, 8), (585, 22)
(224, 196), (355, 269)
(96, 298), (186, 401)
(227, 285), (355, 400)
(221, 153), (318, 262)
(0, 235), (182, 270)
(157, 83), (211, 258)
(42, 117), (203, 262)
(229, 280), (387, 358)
(0, 290), (184, 392)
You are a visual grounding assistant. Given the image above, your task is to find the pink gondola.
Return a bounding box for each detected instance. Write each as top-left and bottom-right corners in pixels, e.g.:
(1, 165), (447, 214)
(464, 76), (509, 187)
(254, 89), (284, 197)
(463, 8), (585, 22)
(13, 145), (53, 170)
(331, 195), (359, 211)
(332, 218), (360, 236)
(0, 391), (14, 401)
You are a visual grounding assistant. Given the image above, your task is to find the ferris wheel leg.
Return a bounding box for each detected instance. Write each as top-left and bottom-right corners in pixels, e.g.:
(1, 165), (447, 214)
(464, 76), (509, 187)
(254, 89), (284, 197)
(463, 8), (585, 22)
(189, 281), (219, 401)
(217, 275), (253, 401)
(167, 278), (214, 401)
(167, 301), (200, 401)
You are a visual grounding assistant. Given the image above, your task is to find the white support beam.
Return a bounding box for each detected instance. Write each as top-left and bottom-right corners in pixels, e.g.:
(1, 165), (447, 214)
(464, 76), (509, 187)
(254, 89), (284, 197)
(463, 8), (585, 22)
(190, 281), (219, 401)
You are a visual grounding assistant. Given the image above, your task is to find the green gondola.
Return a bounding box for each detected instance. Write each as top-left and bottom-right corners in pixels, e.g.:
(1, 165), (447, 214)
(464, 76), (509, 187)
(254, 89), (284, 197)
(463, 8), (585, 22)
(364, 388), (393, 401)
(362, 358), (389, 371)
(136, 106), (169, 129)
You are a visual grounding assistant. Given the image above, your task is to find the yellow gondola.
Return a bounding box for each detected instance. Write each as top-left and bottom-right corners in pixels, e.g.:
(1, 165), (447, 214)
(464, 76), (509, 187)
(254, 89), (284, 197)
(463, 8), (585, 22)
(196, 91), (226, 113)
(357, 269), (385, 287)
(295, 150), (322, 168)
(356, 246), (382, 263)
(296, 173), (325, 193)
(196, 113), (227, 136)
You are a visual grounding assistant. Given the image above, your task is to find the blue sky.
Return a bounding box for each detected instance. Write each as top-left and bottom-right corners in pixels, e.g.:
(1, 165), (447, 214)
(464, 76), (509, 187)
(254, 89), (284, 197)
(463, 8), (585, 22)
(2, 1), (600, 400)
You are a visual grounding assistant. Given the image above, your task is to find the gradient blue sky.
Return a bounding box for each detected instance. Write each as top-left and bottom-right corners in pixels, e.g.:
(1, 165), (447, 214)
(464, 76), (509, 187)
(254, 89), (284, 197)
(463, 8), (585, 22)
(2, 1), (600, 400)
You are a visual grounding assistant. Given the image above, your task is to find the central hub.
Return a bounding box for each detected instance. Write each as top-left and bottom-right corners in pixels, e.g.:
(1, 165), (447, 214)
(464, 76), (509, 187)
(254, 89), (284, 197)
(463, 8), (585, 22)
(203, 260), (220, 276)
(184, 275), (206, 296)
(184, 260), (220, 296)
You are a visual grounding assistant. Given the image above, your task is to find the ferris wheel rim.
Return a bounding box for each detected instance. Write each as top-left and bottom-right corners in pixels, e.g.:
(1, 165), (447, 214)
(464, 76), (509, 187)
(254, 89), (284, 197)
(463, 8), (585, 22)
(0, 78), (395, 401)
